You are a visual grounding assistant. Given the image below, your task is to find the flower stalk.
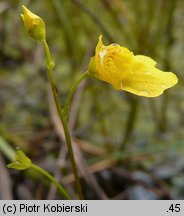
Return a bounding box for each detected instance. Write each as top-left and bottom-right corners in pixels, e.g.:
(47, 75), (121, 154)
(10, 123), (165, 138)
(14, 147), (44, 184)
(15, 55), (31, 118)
(40, 39), (84, 199)
(30, 164), (71, 199)
(7, 149), (71, 199)
(63, 71), (89, 120)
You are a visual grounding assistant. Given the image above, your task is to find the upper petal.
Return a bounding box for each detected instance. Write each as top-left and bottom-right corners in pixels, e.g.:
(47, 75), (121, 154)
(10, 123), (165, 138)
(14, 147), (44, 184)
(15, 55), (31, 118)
(134, 55), (157, 67)
(94, 35), (134, 87)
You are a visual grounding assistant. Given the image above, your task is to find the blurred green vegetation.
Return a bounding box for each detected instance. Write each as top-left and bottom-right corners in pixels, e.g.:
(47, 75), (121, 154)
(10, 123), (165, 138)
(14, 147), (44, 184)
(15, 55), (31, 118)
(1, 0), (184, 199)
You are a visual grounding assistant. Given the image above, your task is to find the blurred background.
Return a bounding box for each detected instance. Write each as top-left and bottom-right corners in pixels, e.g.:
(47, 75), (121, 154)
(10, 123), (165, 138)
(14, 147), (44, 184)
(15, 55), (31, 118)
(0, 0), (184, 200)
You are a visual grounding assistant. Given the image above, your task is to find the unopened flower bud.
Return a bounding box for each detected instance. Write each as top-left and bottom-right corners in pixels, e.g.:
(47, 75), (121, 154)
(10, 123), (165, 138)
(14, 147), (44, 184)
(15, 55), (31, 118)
(7, 149), (32, 170)
(21, 5), (46, 41)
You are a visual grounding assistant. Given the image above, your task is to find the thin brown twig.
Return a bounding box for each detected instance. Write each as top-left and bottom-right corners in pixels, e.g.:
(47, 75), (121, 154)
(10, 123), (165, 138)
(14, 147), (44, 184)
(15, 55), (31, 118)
(48, 86), (108, 199)
(69, 41), (96, 130)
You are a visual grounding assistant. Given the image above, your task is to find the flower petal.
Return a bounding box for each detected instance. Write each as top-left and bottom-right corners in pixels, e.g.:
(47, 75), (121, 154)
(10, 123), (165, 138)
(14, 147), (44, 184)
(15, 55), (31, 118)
(134, 55), (157, 66)
(119, 67), (178, 97)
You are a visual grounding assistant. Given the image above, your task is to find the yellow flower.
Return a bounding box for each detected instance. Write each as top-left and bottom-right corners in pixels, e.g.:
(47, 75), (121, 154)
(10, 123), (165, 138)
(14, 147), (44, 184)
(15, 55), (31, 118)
(21, 5), (45, 41)
(88, 35), (178, 97)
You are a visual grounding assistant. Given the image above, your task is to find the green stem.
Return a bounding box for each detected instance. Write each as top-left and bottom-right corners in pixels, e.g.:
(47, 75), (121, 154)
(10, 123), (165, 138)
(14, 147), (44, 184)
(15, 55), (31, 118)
(63, 71), (89, 120)
(40, 39), (83, 199)
(31, 163), (71, 199)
